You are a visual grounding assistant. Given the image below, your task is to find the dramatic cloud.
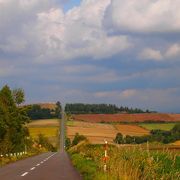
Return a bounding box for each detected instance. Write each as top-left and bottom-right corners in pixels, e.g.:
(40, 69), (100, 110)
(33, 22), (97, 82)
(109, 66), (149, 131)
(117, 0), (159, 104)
(1, 0), (180, 112)
(104, 0), (180, 34)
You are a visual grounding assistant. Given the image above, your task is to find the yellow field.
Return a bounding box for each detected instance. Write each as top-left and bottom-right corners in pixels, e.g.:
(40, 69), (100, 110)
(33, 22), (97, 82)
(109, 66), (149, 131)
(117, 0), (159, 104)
(27, 119), (60, 146)
(27, 119), (59, 127)
(28, 127), (59, 138)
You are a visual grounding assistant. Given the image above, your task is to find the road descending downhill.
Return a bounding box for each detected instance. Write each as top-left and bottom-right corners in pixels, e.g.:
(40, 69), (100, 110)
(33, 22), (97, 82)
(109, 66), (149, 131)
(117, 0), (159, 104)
(0, 110), (82, 180)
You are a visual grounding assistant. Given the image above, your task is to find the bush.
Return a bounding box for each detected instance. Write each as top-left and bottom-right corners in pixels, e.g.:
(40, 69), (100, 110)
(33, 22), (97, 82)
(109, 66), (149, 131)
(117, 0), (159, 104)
(72, 133), (87, 146)
(36, 134), (56, 152)
(114, 133), (123, 144)
(65, 137), (71, 150)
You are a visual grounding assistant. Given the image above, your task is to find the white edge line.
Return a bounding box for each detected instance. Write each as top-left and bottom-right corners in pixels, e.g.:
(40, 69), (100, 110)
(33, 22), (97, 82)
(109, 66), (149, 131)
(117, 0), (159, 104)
(30, 167), (35, 170)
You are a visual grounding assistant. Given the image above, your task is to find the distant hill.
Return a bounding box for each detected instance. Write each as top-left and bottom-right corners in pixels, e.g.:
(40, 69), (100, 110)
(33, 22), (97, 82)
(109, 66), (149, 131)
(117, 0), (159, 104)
(37, 103), (56, 110)
(73, 113), (180, 123)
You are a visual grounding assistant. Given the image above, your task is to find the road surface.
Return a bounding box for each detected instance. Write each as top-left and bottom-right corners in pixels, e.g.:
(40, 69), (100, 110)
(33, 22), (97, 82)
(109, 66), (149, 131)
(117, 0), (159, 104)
(0, 109), (82, 180)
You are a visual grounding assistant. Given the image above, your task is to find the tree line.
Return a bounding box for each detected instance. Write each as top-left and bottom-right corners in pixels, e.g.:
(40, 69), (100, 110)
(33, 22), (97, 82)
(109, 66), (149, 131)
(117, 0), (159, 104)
(114, 124), (180, 144)
(65, 103), (151, 114)
(26, 101), (61, 120)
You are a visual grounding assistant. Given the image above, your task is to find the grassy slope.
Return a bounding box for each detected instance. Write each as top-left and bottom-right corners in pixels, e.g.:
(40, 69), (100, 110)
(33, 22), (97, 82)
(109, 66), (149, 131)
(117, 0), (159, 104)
(139, 123), (176, 131)
(69, 142), (180, 180)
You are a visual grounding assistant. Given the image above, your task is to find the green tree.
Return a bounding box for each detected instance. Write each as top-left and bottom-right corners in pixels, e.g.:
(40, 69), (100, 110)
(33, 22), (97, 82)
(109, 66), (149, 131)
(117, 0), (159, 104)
(0, 85), (29, 153)
(12, 88), (25, 106)
(114, 133), (123, 144)
(72, 133), (87, 146)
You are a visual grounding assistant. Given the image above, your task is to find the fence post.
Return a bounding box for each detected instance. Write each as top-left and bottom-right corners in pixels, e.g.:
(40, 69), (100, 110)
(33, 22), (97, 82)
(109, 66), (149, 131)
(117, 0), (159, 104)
(104, 140), (108, 172)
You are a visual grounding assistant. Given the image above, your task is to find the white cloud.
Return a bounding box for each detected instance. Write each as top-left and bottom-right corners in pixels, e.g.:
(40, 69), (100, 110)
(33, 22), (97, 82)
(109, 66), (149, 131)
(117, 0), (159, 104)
(139, 48), (163, 61)
(0, 0), (132, 62)
(104, 0), (180, 34)
(165, 43), (180, 58)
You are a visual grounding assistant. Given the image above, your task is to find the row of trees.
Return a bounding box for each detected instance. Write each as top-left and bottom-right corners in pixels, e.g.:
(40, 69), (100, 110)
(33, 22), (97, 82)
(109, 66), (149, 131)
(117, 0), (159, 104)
(27, 101), (62, 120)
(65, 103), (150, 114)
(114, 124), (180, 144)
(0, 85), (29, 154)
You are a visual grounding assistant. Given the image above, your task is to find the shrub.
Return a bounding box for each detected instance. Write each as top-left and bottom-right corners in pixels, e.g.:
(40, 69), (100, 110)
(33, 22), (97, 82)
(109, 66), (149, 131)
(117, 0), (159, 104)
(72, 133), (87, 146)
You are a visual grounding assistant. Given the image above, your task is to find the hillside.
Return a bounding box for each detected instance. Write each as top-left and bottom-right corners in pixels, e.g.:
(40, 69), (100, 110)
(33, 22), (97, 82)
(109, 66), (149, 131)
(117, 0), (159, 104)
(37, 103), (56, 110)
(73, 113), (180, 123)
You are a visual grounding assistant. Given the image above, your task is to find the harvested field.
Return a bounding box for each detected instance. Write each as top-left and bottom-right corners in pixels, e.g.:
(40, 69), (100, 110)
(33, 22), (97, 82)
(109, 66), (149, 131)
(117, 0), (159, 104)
(27, 119), (59, 127)
(73, 113), (180, 123)
(67, 121), (118, 144)
(115, 125), (150, 136)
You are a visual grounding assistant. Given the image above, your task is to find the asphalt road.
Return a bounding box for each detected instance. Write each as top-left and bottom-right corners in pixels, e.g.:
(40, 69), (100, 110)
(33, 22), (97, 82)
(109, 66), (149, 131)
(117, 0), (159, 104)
(0, 110), (82, 180)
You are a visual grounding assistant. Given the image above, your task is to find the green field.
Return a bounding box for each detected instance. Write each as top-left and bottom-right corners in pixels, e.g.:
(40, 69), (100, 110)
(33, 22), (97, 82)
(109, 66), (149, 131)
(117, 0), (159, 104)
(139, 123), (177, 131)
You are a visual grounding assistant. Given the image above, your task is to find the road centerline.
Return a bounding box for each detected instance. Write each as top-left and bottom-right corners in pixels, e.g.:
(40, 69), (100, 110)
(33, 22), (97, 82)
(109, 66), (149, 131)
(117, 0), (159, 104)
(21, 172), (28, 177)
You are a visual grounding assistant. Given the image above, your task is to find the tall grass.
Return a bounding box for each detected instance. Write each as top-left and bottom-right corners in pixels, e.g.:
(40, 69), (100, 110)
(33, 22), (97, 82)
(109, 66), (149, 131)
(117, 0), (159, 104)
(69, 142), (180, 180)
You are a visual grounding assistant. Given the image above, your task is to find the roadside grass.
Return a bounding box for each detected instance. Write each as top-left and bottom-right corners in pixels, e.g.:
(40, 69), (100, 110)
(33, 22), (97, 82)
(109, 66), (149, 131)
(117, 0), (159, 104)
(69, 142), (180, 180)
(139, 123), (177, 131)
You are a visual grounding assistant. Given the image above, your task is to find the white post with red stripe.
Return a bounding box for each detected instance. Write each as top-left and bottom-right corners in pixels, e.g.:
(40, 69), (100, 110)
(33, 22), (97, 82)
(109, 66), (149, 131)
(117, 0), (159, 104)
(104, 140), (108, 172)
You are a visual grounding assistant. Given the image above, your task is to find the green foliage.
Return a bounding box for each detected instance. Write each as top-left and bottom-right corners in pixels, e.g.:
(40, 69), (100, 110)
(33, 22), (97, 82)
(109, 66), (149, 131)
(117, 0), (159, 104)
(55, 101), (62, 118)
(69, 143), (180, 180)
(65, 137), (71, 150)
(114, 133), (123, 144)
(27, 101), (62, 120)
(12, 88), (25, 105)
(0, 85), (29, 154)
(36, 134), (56, 152)
(65, 103), (149, 114)
(72, 133), (87, 146)
(70, 153), (97, 180)
(114, 123), (180, 145)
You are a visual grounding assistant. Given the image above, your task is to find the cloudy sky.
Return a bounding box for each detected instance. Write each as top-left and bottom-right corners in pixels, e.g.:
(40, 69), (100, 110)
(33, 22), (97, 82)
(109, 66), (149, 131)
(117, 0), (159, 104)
(0, 0), (180, 112)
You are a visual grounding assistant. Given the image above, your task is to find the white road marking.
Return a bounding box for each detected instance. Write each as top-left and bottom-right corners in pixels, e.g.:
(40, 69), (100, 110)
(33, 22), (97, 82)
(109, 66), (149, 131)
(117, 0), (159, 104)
(20, 153), (57, 177)
(21, 172), (28, 177)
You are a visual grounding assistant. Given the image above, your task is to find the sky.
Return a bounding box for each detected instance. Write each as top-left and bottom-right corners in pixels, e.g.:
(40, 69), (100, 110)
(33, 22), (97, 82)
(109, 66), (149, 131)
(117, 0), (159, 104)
(0, 0), (180, 113)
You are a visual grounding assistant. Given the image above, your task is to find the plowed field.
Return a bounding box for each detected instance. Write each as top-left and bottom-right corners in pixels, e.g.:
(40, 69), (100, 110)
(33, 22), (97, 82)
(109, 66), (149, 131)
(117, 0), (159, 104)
(73, 113), (180, 123)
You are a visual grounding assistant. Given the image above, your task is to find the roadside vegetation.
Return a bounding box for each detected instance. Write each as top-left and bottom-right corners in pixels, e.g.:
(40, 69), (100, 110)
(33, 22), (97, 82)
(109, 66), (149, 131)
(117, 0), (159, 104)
(68, 141), (180, 180)
(0, 85), (59, 167)
(114, 124), (180, 144)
